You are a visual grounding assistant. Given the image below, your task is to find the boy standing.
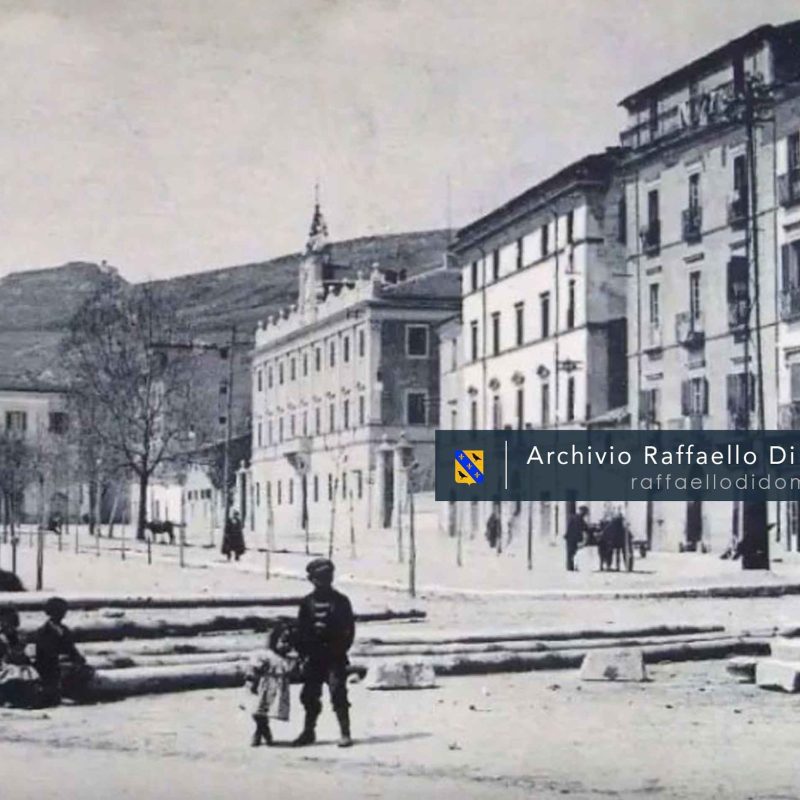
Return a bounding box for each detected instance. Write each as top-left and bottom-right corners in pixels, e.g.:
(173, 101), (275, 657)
(293, 558), (355, 748)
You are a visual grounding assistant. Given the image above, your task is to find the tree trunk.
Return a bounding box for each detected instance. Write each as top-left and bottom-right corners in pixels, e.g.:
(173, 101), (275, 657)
(137, 472), (148, 540)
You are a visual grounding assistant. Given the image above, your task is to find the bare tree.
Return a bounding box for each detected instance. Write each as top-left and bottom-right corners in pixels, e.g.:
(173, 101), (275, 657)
(0, 430), (33, 541)
(62, 280), (198, 540)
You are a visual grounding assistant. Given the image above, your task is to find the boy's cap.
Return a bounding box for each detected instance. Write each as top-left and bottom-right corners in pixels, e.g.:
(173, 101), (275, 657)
(306, 558), (334, 577)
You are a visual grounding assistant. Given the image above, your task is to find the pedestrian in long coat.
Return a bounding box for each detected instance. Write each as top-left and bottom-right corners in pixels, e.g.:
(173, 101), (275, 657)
(222, 511), (245, 561)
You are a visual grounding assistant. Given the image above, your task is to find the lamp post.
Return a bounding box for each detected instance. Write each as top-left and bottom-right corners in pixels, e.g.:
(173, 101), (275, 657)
(395, 434), (416, 597)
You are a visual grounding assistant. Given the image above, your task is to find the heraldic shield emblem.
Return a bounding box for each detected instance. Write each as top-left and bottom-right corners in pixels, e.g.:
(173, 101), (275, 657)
(454, 449), (484, 485)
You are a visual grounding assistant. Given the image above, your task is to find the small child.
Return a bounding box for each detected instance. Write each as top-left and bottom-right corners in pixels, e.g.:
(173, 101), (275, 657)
(0, 608), (40, 708)
(245, 622), (297, 747)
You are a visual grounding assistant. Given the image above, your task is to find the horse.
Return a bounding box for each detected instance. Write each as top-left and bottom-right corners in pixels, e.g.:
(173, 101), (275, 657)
(145, 520), (175, 544)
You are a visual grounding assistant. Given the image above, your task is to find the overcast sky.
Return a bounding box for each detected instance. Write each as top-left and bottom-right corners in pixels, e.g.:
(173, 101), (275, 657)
(0, 0), (799, 282)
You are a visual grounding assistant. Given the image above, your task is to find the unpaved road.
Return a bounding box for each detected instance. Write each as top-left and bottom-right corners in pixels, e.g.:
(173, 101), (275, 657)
(3, 661), (800, 799)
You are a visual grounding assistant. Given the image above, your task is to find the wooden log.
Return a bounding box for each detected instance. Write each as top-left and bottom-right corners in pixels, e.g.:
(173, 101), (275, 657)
(0, 593), (306, 612)
(88, 651), (253, 670)
(89, 662), (248, 699)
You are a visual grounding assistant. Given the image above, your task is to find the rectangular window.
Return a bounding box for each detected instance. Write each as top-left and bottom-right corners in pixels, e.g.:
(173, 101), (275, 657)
(782, 242), (800, 290)
(491, 249), (500, 282)
(681, 377), (709, 416)
(342, 471), (347, 500)
(726, 372), (755, 428)
(516, 388), (524, 429)
(406, 391), (427, 425)
(267, 366), (273, 389)
(566, 210), (574, 244)
(328, 474), (333, 501)
(540, 292), (551, 338)
(302, 411), (308, 436)
(689, 271), (702, 321)
(516, 238), (523, 270)
(647, 189), (659, 226)
(470, 320), (479, 361)
(733, 55), (745, 95)
(566, 376), (576, 422)
(639, 388), (661, 426)
(470, 400), (478, 430)
(406, 325), (429, 357)
(268, 419), (273, 445)
(649, 283), (661, 327)
(278, 362), (284, 385)
(688, 172), (701, 212)
(728, 257), (749, 327)
(329, 341), (336, 367)
(356, 470), (363, 500)
(541, 382), (550, 427)
(303, 353), (308, 376)
(515, 302), (524, 346)
(648, 96), (658, 137)
(343, 399), (350, 429)
(257, 369), (263, 392)
(290, 414), (295, 438)
(343, 336), (350, 363)
(315, 406), (321, 435)
(617, 196), (627, 244)
(290, 357), (296, 381)
(733, 154), (748, 202)
(541, 223), (549, 257)
(789, 132), (800, 173)
(277, 480), (282, 506)
(358, 329), (366, 357)
(278, 417), (284, 443)
(492, 394), (502, 429)
(288, 478), (294, 505)
(315, 347), (322, 372)
(257, 421), (263, 448)
(566, 280), (576, 330)
(358, 394), (365, 426)
(470, 261), (478, 291)
(48, 412), (68, 434)
(329, 403), (336, 432)
(313, 474), (319, 502)
(491, 311), (500, 355)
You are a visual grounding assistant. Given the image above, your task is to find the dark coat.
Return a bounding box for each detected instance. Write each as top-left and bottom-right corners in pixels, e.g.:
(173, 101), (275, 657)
(565, 513), (588, 546)
(222, 517), (245, 556)
(34, 619), (85, 687)
(295, 588), (355, 662)
(485, 513), (501, 547)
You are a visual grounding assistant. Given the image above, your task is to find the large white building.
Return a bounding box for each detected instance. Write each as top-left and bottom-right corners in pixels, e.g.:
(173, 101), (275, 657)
(249, 205), (459, 547)
(447, 151), (629, 541)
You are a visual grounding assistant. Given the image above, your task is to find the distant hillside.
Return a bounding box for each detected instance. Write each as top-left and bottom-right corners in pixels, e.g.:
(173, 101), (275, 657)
(0, 230), (452, 441)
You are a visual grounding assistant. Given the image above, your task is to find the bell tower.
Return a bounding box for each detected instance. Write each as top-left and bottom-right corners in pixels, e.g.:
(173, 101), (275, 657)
(298, 186), (332, 312)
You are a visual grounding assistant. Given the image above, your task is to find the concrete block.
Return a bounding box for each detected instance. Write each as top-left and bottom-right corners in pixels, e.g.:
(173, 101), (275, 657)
(579, 648), (647, 682)
(363, 660), (437, 690)
(769, 637), (800, 662)
(756, 659), (800, 692)
(726, 656), (758, 682)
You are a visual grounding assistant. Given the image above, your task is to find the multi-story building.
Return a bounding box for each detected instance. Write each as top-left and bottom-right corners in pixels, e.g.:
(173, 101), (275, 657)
(621, 22), (800, 554)
(249, 204), (459, 545)
(449, 151), (629, 540)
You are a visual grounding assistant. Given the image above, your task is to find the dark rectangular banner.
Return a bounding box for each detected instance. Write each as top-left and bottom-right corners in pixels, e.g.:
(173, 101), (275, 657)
(435, 430), (800, 502)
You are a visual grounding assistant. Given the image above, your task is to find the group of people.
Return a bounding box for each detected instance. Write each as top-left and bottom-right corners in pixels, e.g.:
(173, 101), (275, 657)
(566, 504), (635, 572)
(0, 597), (92, 709)
(245, 557), (355, 748)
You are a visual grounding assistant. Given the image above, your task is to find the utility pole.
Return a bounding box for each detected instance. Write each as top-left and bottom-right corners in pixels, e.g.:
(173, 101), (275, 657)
(220, 325), (237, 533)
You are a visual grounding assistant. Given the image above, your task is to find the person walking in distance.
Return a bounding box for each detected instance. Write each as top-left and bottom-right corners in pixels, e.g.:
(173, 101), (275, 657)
(222, 510), (245, 561)
(293, 558), (355, 748)
(565, 505), (590, 572)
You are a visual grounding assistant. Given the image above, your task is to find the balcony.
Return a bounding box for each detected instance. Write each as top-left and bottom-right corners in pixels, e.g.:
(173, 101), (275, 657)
(727, 195), (748, 229)
(779, 401), (800, 430)
(681, 207), (703, 243)
(675, 311), (705, 349)
(778, 169), (800, 208)
(780, 287), (800, 322)
(644, 325), (663, 353)
(639, 220), (661, 256)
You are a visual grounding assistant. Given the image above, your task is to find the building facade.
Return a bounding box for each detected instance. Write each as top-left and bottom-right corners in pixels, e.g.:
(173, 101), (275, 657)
(448, 151), (629, 541)
(621, 22), (800, 554)
(249, 205), (459, 546)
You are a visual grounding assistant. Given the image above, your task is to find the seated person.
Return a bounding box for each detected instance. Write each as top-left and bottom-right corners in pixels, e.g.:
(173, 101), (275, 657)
(0, 608), (40, 708)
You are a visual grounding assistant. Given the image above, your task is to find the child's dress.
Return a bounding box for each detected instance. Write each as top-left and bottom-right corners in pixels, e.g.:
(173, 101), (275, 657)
(246, 650), (294, 722)
(0, 630), (40, 707)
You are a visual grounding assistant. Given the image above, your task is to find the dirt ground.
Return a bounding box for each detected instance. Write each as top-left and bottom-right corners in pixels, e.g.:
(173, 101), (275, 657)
(2, 661), (799, 800)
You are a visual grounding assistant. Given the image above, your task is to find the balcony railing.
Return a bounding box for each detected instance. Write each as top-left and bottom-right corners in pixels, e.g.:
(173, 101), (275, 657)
(675, 311), (705, 348)
(780, 287), (800, 322)
(728, 298), (749, 329)
(727, 194), (748, 229)
(639, 220), (661, 256)
(644, 325), (662, 352)
(779, 401), (800, 430)
(682, 207), (702, 243)
(778, 169), (800, 208)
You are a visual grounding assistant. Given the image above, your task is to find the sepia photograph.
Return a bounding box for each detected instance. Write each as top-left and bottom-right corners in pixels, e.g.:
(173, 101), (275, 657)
(3, 1), (800, 797)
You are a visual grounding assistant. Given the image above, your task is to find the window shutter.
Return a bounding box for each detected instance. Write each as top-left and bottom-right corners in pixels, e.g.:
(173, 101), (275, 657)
(726, 374), (738, 413)
(702, 378), (710, 415)
(791, 364), (800, 402)
(681, 380), (690, 416)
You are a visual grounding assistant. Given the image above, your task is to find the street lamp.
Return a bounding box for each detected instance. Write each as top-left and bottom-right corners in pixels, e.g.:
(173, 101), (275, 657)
(394, 434), (416, 597)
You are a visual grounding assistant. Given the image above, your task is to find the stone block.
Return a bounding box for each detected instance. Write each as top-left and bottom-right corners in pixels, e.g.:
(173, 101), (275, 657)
(363, 660), (437, 690)
(769, 637), (800, 662)
(579, 648), (647, 682)
(756, 659), (800, 692)
(726, 656), (758, 682)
